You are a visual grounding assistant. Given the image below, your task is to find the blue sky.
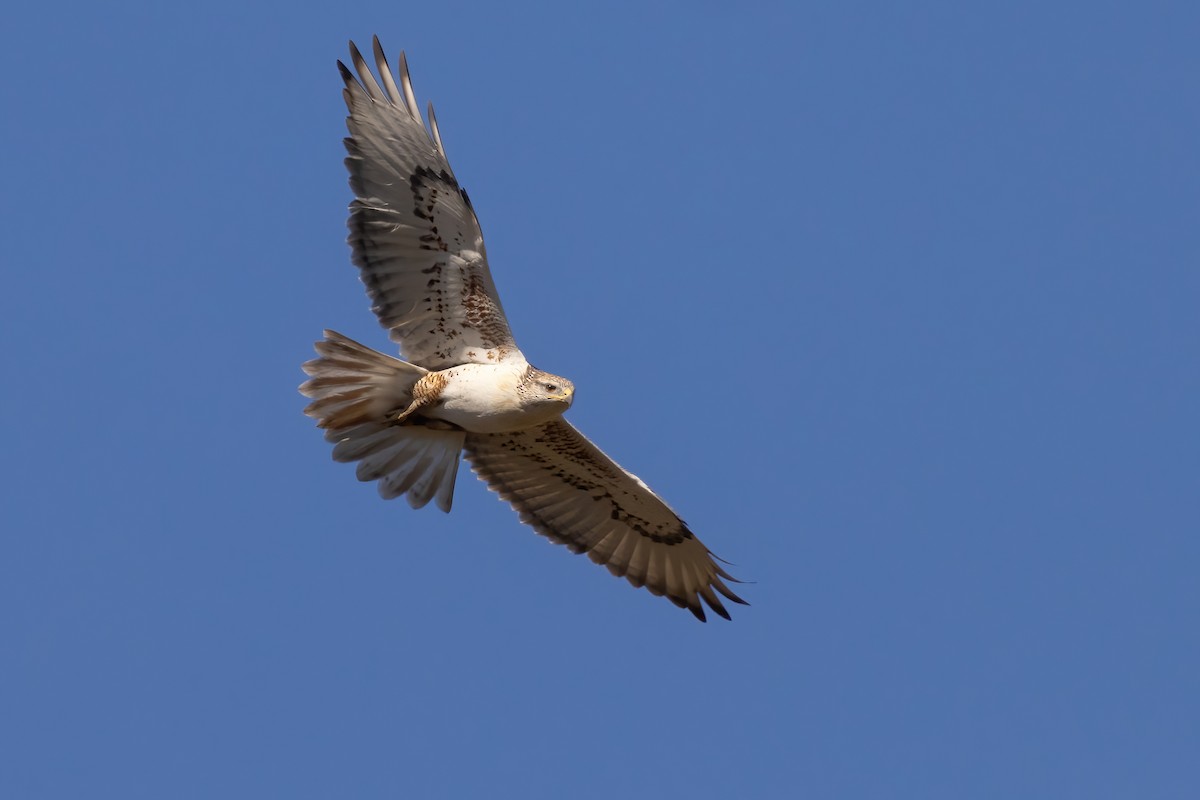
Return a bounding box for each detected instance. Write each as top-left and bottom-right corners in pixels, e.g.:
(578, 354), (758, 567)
(3, 1), (1198, 797)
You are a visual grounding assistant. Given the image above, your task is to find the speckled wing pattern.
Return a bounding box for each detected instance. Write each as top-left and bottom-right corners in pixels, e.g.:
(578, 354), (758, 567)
(464, 420), (747, 621)
(341, 38), (518, 369)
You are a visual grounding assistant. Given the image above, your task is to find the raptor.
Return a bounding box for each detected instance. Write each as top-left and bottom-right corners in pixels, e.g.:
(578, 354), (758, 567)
(302, 38), (746, 620)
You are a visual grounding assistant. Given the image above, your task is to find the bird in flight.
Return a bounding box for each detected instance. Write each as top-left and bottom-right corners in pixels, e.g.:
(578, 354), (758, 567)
(301, 37), (746, 620)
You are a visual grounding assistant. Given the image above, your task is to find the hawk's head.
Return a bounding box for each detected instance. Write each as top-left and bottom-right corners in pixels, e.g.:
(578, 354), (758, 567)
(518, 367), (575, 414)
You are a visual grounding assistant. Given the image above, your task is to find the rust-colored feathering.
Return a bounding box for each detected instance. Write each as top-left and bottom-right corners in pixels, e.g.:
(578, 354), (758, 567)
(409, 371), (448, 408)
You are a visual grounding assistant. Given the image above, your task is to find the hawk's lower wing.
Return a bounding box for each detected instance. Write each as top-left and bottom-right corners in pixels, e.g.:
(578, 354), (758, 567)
(463, 420), (746, 621)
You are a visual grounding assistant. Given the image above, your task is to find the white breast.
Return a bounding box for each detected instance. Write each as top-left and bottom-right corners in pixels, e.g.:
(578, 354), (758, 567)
(430, 362), (531, 433)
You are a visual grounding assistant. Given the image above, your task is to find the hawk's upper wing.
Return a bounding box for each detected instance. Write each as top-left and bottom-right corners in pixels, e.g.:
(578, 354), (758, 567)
(341, 38), (519, 370)
(464, 420), (747, 621)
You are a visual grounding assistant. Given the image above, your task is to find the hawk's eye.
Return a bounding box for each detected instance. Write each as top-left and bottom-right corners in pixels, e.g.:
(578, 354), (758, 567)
(543, 382), (559, 393)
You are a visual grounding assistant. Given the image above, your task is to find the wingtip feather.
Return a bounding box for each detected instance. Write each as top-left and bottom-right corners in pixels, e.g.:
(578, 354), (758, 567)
(398, 51), (421, 120)
(372, 36), (403, 106)
(348, 40), (386, 102)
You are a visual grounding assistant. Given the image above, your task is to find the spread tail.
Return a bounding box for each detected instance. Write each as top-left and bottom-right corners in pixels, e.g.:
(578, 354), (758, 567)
(300, 330), (465, 512)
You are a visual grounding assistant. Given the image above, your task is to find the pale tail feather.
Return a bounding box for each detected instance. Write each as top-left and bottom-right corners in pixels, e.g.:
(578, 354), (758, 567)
(301, 331), (465, 512)
(300, 329), (427, 430)
(326, 422), (465, 512)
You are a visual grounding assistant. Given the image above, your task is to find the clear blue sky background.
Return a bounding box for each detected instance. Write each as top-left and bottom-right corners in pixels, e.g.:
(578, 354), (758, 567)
(2, 2), (1197, 798)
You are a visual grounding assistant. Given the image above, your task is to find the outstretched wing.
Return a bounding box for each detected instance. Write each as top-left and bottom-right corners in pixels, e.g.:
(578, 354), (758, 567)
(341, 38), (519, 370)
(464, 420), (747, 621)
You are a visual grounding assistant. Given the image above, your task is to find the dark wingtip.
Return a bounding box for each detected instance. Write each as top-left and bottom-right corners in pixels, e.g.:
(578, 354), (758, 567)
(710, 551), (755, 589)
(715, 580), (750, 607)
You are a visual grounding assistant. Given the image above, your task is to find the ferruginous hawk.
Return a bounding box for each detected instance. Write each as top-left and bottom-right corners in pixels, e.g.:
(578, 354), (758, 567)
(301, 38), (747, 621)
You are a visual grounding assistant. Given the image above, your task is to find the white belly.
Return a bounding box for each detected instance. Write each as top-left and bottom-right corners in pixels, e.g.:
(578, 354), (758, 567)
(426, 362), (563, 434)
